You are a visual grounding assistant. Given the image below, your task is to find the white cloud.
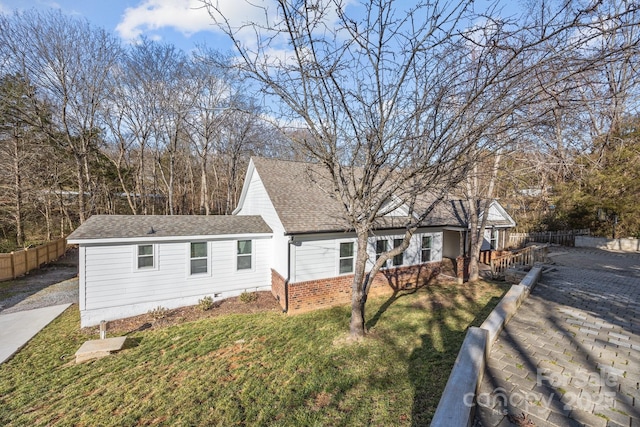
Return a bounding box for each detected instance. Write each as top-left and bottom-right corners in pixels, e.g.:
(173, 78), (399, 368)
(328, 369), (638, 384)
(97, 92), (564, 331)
(41, 1), (61, 9)
(116, 0), (215, 41)
(115, 0), (275, 43)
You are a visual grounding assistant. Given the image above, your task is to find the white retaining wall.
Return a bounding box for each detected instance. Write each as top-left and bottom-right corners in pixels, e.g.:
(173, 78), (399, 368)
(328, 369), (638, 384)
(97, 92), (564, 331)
(575, 236), (640, 252)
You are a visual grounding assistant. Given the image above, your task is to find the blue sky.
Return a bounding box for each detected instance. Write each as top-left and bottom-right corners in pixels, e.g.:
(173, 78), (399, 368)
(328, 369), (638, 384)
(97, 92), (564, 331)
(0, 0), (526, 54)
(0, 0), (239, 52)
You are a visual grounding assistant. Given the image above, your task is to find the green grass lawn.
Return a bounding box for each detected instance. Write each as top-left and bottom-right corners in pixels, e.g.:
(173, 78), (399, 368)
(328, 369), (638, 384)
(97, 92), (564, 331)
(0, 280), (507, 426)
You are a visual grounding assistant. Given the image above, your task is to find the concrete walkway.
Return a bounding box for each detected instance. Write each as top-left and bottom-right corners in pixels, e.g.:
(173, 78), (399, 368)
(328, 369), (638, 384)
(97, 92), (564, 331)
(0, 303), (71, 364)
(476, 248), (640, 427)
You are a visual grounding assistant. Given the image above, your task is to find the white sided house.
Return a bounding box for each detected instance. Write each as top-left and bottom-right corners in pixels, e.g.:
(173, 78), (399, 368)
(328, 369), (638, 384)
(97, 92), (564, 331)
(69, 157), (516, 326)
(68, 216), (272, 327)
(234, 157), (516, 314)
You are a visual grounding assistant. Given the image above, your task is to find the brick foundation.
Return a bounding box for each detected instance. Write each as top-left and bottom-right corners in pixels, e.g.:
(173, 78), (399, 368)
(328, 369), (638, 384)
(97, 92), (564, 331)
(271, 269), (287, 311)
(283, 262), (441, 314)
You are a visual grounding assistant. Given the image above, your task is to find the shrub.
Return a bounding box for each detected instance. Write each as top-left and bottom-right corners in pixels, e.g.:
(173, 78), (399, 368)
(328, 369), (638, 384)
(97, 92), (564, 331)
(148, 306), (169, 320)
(198, 296), (215, 311)
(239, 291), (258, 303)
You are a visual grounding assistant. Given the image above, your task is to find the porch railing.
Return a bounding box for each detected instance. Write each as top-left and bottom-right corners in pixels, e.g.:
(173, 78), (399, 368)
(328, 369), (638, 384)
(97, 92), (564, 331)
(490, 244), (549, 279)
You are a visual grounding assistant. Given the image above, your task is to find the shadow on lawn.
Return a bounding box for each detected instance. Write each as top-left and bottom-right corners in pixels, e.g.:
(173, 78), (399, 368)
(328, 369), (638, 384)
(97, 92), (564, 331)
(364, 270), (507, 425)
(366, 264), (440, 331)
(407, 284), (503, 426)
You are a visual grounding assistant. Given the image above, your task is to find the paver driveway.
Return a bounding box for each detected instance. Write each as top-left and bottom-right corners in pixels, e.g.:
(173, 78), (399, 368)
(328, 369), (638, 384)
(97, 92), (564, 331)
(476, 247), (640, 427)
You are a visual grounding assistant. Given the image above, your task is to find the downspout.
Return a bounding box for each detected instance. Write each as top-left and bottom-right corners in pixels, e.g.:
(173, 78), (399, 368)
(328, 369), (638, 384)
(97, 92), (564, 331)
(283, 236), (293, 313)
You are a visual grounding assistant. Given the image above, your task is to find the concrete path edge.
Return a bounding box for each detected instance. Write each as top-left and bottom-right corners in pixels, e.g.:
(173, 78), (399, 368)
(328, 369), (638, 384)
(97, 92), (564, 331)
(430, 266), (543, 427)
(0, 303), (72, 364)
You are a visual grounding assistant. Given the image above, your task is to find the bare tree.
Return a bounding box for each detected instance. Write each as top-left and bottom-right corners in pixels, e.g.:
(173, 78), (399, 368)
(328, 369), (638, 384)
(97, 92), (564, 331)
(103, 39), (183, 215)
(182, 49), (237, 215)
(214, 104), (268, 214)
(145, 44), (192, 215)
(492, 0), (640, 233)
(205, 0), (640, 337)
(586, 0), (640, 141)
(0, 10), (122, 223)
(464, 150), (503, 281)
(0, 74), (38, 246)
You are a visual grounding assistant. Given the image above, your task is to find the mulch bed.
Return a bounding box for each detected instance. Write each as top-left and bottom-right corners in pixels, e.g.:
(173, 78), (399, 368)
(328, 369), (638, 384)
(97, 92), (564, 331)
(81, 291), (283, 336)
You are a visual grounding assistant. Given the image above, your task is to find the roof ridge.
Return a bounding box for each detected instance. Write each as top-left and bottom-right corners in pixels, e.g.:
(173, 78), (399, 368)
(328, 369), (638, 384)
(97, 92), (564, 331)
(252, 156), (320, 166)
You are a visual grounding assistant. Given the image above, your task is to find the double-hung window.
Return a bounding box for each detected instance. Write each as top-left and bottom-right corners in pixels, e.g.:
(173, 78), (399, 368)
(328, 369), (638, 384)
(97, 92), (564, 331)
(392, 238), (404, 266)
(421, 236), (432, 263)
(375, 239), (388, 268)
(339, 242), (354, 274)
(190, 242), (208, 275)
(237, 240), (252, 270)
(137, 244), (154, 269)
(490, 229), (498, 250)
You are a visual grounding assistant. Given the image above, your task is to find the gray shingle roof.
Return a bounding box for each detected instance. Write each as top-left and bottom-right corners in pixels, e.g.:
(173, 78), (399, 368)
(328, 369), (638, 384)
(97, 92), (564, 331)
(421, 199), (515, 228)
(68, 215), (271, 241)
(252, 157), (352, 234)
(251, 157), (512, 233)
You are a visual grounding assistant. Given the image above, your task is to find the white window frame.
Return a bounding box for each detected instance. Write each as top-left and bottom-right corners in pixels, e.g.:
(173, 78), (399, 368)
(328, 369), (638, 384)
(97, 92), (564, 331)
(236, 239), (254, 271)
(490, 229), (498, 250)
(375, 239), (390, 268)
(134, 244), (157, 272)
(392, 238), (404, 267)
(188, 241), (210, 277)
(421, 235), (432, 263)
(338, 241), (355, 275)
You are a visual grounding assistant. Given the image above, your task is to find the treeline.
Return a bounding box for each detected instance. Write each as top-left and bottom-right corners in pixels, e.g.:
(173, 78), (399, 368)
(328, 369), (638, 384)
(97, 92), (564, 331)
(498, 115), (640, 239)
(1, 4), (639, 252)
(0, 10), (294, 250)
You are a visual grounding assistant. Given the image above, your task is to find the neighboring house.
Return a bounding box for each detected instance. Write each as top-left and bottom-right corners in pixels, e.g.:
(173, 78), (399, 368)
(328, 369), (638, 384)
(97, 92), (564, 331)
(67, 215), (272, 327)
(69, 157), (515, 326)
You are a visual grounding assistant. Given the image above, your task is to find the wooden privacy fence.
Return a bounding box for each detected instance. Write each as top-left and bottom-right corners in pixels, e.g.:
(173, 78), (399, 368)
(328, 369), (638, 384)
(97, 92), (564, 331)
(0, 237), (67, 281)
(508, 229), (590, 248)
(490, 244), (549, 279)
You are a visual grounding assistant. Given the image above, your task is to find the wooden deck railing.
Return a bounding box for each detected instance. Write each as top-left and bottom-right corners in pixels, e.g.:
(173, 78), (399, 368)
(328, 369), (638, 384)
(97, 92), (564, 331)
(490, 244), (549, 279)
(0, 237), (67, 281)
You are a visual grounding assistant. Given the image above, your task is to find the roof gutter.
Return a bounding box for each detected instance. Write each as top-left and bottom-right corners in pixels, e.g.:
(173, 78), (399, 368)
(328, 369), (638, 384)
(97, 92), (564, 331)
(67, 232), (273, 245)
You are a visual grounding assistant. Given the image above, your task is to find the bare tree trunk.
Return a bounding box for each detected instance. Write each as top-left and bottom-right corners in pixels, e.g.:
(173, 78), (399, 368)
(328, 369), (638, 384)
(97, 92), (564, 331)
(467, 152), (502, 282)
(199, 157), (210, 215)
(225, 153), (239, 215)
(113, 147), (137, 214)
(211, 159), (222, 214)
(139, 148), (147, 215)
(74, 153), (86, 223)
(13, 135), (25, 247)
(349, 231), (370, 338)
(151, 158), (159, 215)
(57, 186), (72, 237)
(186, 150), (196, 215)
(168, 153), (175, 215)
(466, 163), (480, 282)
(44, 195), (52, 241)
